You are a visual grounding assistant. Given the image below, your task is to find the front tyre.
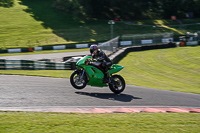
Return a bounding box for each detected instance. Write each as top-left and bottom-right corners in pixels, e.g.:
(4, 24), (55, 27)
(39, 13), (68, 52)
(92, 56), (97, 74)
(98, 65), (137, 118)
(109, 75), (126, 94)
(70, 71), (87, 89)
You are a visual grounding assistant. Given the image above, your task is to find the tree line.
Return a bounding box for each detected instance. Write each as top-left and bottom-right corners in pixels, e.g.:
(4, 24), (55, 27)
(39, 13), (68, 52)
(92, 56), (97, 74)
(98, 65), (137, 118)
(53, 0), (200, 20)
(0, 0), (14, 8)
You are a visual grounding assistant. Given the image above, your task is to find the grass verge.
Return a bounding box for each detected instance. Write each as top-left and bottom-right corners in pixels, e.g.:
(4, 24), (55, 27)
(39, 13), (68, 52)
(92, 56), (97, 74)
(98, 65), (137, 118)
(118, 46), (200, 94)
(0, 112), (199, 133)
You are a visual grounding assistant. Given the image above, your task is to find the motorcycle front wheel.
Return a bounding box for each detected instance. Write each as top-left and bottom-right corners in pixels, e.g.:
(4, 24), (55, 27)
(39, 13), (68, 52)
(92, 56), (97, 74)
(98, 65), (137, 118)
(70, 71), (87, 89)
(109, 75), (126, 94)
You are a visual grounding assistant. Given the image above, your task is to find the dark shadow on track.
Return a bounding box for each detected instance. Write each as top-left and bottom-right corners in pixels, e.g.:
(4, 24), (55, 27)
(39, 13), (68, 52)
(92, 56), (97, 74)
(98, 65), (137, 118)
(75, 92), (142, 102)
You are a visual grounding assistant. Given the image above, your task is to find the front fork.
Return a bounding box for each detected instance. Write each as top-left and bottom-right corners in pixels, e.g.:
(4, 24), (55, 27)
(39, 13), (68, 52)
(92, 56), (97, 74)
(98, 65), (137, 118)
(79, 70), (85, 80)
(77, 68), (89, 81)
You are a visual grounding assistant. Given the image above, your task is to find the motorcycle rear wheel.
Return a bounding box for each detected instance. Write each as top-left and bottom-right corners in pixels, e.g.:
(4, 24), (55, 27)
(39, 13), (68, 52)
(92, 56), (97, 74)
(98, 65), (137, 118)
(109, 75), (126, 94)
(70, 71), (87, 89)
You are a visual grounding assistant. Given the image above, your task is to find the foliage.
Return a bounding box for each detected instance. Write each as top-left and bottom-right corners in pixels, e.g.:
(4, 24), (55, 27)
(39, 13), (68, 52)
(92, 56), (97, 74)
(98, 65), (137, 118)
(53, 0), (200, 20)
(0, 0), (14, 7)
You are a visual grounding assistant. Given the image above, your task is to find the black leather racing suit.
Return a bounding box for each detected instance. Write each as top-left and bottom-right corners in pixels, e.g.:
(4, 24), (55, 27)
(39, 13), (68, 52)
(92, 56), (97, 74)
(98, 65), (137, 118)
(91, 49), (112, 78)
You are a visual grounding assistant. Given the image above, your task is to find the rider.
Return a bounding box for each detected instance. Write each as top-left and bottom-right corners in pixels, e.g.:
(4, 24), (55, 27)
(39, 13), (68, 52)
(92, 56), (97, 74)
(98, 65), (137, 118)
(89, 44), (112, 83)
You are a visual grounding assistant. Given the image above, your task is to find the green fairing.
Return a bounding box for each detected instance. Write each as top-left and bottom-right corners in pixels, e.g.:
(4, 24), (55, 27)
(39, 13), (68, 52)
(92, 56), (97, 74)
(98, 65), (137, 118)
(109, 64), (124, 74)
(76, 56), (92, 66)
(76, 56), (124, 87)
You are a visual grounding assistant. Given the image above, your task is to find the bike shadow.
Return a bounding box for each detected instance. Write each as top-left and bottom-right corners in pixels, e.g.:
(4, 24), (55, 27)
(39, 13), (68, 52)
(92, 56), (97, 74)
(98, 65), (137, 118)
(75, 92), (142, 102)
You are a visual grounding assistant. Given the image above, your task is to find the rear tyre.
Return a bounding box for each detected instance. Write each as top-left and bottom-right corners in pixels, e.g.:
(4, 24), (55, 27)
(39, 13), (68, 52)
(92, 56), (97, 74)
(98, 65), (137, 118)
(70, 71), (87, 89)
(109, 75), (126, 94)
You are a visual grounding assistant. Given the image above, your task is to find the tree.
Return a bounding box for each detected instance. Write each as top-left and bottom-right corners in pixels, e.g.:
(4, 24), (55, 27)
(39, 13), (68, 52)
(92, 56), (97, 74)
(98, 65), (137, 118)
(53, 0), (200, 20)
(0, 0), (14, 8)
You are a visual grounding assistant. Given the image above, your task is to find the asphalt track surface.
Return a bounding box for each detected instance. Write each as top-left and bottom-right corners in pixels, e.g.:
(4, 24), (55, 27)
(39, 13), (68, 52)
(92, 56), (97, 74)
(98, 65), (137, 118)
(0, 51), (89, 62)
(0, 75), (199, 109)
(0, 51), (200, 113)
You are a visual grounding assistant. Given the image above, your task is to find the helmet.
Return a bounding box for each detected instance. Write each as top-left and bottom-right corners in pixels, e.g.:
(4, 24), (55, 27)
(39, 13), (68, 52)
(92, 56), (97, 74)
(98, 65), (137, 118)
(90, 44), (98, 54)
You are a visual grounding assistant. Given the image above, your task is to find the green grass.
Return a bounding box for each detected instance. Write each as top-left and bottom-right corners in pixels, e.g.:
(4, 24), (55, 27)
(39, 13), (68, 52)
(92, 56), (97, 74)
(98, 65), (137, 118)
(118, 46), (200, 94)
(1, 0), (200, 49)
(0, 112), (199, 133)
(0, 0), (81, 48)
(135, 18), (200, 26)
(0, 46), (199, 94)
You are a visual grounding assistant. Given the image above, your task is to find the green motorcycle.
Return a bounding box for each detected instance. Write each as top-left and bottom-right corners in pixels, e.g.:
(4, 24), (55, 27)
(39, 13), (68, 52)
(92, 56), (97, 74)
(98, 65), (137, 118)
(70, 55), (126, 94)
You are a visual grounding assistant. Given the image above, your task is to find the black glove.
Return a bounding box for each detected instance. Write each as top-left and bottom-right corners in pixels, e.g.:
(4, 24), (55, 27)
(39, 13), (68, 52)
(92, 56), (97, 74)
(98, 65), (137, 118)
(88, 61), (92, 65)
(98, 57), (104, 61)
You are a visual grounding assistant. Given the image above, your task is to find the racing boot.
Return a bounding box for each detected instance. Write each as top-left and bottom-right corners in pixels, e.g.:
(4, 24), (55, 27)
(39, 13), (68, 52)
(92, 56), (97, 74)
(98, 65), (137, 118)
(102, 71), (112, 83)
